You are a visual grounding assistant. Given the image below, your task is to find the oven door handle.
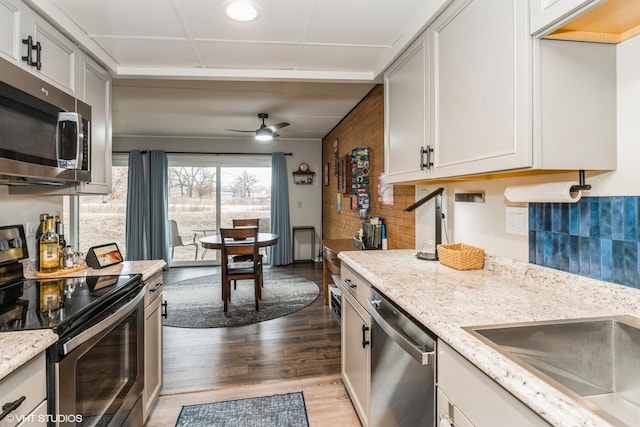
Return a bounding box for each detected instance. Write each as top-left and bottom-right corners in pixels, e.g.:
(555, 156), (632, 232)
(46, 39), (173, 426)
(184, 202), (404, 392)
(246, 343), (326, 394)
(62, 285), (146, 355)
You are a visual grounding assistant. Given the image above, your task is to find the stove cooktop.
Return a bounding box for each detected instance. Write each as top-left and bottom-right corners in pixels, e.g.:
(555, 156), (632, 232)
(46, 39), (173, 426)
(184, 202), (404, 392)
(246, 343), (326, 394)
(0, 274), (141, 335)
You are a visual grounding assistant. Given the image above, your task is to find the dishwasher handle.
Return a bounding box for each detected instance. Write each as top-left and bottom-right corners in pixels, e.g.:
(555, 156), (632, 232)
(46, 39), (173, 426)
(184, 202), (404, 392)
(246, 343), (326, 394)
(368, 298), (435, 366)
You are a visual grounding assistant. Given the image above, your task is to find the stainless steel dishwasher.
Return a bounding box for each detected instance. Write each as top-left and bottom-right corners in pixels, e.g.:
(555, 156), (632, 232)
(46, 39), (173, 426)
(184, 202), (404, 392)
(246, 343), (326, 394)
(368, 288), (437, 427)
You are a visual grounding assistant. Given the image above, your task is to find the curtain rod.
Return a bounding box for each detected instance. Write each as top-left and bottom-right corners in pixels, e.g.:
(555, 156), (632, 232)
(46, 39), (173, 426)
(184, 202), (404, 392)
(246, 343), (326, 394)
(112, 151), (292, 155)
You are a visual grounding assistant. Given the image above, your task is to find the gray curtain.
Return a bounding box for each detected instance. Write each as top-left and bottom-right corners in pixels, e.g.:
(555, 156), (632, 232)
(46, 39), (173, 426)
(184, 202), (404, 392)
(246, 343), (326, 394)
(148, 151), (169, 261)
(269, 152), (292, 265)
(125, 150), (145, 260)
(125, 150), (169, 264)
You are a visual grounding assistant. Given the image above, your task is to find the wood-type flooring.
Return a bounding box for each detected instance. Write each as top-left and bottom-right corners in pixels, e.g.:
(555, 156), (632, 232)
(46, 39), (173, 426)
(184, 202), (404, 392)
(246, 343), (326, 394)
(146, 263), (360, 426)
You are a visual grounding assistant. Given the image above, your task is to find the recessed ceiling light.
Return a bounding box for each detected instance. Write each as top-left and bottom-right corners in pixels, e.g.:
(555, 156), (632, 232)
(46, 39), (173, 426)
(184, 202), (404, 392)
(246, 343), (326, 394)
(225, 1), (259, 22)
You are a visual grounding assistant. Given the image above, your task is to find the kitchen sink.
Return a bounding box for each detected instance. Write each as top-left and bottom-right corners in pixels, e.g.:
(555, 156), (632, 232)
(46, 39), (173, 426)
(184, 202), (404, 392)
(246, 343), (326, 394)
(464, 315), (640, 426)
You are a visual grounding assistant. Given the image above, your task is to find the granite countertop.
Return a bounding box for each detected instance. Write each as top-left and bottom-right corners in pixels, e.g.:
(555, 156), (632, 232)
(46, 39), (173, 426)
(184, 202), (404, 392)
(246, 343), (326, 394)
(23, 259), (167, 281)
(1, 260), (166, 381)
(0, 330), (57, 380)
(339, 249), (640, 427)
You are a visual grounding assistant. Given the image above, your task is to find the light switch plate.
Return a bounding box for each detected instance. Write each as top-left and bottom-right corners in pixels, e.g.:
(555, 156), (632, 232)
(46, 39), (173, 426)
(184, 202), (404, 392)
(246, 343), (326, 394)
(505, 207), (528, 236)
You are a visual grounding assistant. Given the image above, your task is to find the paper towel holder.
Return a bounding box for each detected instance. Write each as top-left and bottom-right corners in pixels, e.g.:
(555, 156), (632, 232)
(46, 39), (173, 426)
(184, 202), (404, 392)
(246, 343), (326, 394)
(570, 170), (591, 192)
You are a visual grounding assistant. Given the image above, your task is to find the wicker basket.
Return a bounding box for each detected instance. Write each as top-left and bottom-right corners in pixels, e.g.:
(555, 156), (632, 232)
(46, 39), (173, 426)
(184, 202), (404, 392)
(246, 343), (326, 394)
(437, 243), (484, 270)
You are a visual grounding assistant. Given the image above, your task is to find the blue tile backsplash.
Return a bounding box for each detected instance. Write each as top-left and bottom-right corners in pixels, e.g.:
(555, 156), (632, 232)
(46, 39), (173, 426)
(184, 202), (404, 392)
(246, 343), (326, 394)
(529, 197), (640, 288)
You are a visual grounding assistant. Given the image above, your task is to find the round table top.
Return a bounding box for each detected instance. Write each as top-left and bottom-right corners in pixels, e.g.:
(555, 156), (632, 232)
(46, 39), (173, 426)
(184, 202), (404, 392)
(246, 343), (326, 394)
(199, 232), (280, 249)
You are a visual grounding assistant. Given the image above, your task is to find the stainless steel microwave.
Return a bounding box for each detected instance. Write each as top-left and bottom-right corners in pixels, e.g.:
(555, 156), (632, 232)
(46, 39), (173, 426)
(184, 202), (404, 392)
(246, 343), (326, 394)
(0, 57), (91, 186)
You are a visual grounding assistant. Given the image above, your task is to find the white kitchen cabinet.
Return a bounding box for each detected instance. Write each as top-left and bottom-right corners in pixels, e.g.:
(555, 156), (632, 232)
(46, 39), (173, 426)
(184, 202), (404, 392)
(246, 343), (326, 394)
(427, 0), (616, 180)
(384, 31), (432, 184)
(437, 341), (550, 427)
(143, 271), (164, 422)
(340, 265), (370, 426)
(0, 0), (20, 62)
(437, 388), (475, 427)
(19, 3), (77, 94)
(529, 0), (603, 36)
(429, 0), (532, 179)
(383, 0), (453, 184)
(75, 52), (112, 194)
(0, 0), (77, 94)
(0, 352), (46, 427)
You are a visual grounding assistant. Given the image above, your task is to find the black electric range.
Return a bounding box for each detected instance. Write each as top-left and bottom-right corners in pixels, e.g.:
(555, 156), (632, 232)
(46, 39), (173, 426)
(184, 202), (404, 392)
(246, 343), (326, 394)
(0, 224), (142, 338)
(0, 273), (142, 336)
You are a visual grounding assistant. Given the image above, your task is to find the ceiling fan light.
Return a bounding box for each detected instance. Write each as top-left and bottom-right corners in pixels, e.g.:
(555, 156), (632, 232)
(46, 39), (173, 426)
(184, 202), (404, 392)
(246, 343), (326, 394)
(225, 1), (259, 22)
(255, 128), (273, 141)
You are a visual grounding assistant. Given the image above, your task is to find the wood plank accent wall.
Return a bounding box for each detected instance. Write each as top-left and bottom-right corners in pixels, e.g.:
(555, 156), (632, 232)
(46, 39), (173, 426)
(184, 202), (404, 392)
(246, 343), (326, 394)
(322, 85), (416, 249)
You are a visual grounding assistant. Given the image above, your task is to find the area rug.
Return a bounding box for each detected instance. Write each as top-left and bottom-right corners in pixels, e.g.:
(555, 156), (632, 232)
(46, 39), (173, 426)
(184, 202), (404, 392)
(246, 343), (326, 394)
(163, 271), (320, 328)
(175, 392), (309, 427)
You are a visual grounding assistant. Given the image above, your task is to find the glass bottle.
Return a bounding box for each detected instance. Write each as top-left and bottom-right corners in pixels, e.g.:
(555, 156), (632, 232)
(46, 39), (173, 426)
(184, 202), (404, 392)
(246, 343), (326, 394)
(35, 213), (49, 272)
(55, 211), (67, 269)
(40, 217), (60, 273)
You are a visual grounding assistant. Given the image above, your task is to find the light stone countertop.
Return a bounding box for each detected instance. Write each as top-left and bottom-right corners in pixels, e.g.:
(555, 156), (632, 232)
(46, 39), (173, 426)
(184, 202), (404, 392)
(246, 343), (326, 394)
(0, 330), (57, 380)
(1, 260), (166, 381)
(22, 259), (167, 281)
(338, 249), (640, 427)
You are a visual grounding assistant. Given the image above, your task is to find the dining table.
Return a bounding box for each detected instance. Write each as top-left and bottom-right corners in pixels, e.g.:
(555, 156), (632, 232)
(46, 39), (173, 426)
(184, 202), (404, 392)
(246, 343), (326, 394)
(199, 232), (280, 251)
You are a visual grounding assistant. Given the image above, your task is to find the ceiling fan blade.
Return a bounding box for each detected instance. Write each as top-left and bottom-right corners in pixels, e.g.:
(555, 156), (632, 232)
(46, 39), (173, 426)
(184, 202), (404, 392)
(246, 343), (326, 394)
(267, 122), (290, 131)
(225, 129), (257, 133)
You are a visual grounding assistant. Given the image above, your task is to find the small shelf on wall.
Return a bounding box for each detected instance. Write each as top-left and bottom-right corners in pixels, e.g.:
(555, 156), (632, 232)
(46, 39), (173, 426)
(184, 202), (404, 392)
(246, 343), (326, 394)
(293, 163), (315, 184)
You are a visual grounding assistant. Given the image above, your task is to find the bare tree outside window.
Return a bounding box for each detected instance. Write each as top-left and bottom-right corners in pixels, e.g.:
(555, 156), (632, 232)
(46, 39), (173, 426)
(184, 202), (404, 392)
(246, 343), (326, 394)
(230, 170), (259, 197)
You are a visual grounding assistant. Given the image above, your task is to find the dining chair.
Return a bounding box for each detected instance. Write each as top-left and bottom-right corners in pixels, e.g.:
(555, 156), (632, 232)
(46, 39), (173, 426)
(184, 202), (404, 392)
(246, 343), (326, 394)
(168, 219), (198, 260)
(220, 226), (263, 312)
(230, 219), (261, 288)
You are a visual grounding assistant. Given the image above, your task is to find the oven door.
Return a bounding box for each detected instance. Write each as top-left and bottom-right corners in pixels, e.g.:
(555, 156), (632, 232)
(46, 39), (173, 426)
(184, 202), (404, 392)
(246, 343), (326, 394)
(52, 285), (145, 427)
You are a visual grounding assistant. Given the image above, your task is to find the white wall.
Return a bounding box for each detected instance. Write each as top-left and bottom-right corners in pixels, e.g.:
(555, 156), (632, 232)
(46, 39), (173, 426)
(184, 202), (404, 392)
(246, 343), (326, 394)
(0, 187), (63, 257)
(113, 136), (323, 258)
(416, 35), (640, 262)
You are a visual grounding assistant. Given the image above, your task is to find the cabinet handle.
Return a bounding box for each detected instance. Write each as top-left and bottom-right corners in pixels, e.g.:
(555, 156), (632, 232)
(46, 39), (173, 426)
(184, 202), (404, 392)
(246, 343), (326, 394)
(420, 145), (434, 170)
(0, 395), (26, 421)
(361, 324), (370, 348)
(21, 36), (34, 66)
(150, 282), (164, 292)
(162, 300), (168, 318)
(34, 41), (42, 70)
(344, 278), (356, 289)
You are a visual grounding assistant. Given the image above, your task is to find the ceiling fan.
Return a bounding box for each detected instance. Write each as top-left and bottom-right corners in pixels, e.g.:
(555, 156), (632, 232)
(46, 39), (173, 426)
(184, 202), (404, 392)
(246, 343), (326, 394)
(225, 113), (290, 141)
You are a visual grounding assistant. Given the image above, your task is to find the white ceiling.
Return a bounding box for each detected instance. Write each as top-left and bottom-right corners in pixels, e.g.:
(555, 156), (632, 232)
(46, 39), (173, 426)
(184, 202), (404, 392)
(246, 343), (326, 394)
(27, 0), (442, 140)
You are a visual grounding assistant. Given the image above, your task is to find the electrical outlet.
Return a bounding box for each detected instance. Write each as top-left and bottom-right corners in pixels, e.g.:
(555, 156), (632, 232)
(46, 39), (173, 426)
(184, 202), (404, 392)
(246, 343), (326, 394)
(505, 207), (528, 236)
(26, 222), (39, 237)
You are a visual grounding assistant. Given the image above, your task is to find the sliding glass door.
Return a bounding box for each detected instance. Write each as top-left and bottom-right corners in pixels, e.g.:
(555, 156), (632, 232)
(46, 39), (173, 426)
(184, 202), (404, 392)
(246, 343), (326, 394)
(70, 154), (271, 267)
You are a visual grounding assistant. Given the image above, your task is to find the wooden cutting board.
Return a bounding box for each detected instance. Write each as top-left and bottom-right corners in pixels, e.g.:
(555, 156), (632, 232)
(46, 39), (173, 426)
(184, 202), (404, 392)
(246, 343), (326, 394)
(34, 264), (88, 278)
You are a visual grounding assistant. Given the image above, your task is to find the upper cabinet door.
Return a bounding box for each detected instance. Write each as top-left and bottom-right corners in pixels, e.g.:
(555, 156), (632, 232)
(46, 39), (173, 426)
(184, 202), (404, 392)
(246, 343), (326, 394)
(529, 0), (604, 36)
(27, 12), (77, 94)
(0, 0), (20, 62)
(429, 0), (532, 179)
(384, 31), (433, 184)
(76, 52), (112, 195)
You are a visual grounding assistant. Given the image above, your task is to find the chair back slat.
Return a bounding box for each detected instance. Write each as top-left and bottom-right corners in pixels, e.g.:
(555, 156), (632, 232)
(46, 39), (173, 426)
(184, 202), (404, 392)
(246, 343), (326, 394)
(232, 218), (259, 228)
